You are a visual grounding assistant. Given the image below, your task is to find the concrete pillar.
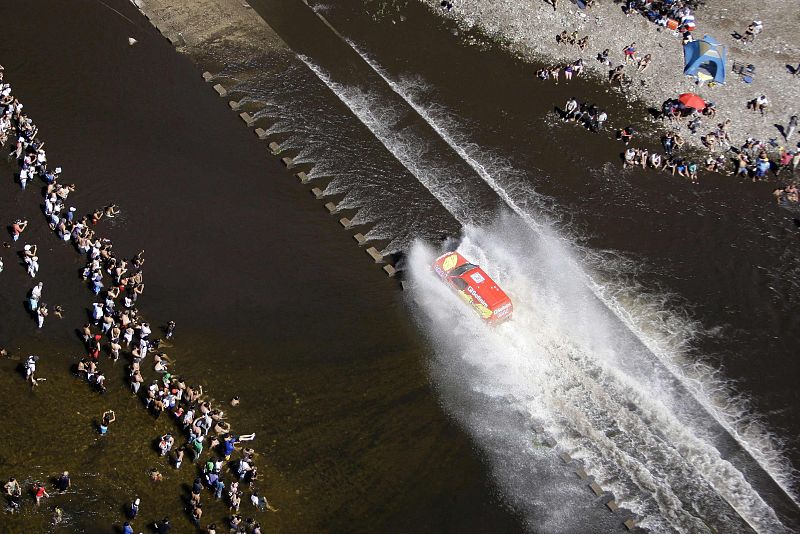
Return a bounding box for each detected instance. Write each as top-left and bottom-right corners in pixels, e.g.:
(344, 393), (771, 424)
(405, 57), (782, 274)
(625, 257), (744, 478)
(213, 84), (227, 97)
(365, 247), (383, 263)
(311, 187), (324, 199)
(324, 202), (337, 213)
(383, 265), (397, 277)
(281, 156), (294, 167)
(268, 141), (281, 153)
(239, 112), (255, 126)
(559, 452), (573, 464)
(589, 482), (604, 497)
(353, 233), (367, 245)
(229, 100), (240, 110)
(339, 218), (351, 228)
(543, 436), (557, 447)
(624, 519), (636, 530)
(254, 128), (268, 139)
(575, 468), (588, 480)
(202, 71), (214, 82)
(295, 171), (310, 184)
(605, 500), (619, 512)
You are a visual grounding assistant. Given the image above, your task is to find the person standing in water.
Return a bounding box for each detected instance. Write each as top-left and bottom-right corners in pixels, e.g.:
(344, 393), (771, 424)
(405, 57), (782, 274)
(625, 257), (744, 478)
(4, 477), (21, 511)
(36, 303), (48, 328)
(165, 320), (176, 340)
(29, 282), (43, 311)
(55, 471), (70, 493)
(11, 219), (27, 241)
(127, 497), (140, 519)
(99, 410), (115, 435)
(33, 483), (49, 506)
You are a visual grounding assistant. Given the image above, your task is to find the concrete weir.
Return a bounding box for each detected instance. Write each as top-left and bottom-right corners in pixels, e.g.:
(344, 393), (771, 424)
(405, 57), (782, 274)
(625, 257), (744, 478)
(590, 482), (605, 497)
(212, 83), (227, 97)
(133, 0), (648, 524)
(365, 247), (384, 263)
(239, 111), (256, 126)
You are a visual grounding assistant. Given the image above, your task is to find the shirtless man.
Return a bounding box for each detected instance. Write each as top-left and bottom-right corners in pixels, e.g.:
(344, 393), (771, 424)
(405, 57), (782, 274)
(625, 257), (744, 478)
(11, 219), (27, 241)
(4, 477), (21, 510)
(104, 204), (120, 218)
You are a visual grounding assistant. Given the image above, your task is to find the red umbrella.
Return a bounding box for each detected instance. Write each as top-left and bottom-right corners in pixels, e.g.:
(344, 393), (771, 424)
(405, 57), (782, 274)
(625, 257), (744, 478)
(678, 92), (707, 111)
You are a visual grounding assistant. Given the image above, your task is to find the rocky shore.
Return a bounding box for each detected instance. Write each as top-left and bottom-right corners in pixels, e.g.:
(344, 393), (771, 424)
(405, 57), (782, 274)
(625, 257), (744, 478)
(417, 0), (799, 152)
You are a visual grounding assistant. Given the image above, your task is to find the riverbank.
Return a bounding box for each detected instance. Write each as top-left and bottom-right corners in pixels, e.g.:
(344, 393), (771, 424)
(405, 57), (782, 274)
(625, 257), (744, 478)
(417, 0), (800, 157)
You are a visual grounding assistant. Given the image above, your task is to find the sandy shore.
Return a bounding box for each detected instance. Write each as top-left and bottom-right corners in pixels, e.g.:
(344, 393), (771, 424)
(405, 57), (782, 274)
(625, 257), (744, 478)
(417, 0), (800, 153)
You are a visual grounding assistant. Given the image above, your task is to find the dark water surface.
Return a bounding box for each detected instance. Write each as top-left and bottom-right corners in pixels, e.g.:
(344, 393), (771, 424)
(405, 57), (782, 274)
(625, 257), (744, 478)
(0, 0), (522, 532)
(3, 0), (800, 531)
(239, 0), (800, 531)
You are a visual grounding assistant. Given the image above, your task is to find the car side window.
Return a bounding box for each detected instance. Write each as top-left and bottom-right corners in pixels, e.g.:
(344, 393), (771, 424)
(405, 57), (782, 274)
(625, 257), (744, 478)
(451, 277), (468, 290)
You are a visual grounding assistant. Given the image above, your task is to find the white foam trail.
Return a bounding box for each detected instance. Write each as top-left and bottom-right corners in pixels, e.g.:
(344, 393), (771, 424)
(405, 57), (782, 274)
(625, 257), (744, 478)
(298, 55), (474, 225)
(408, 224), (789, 533)
(338, 40), (799, 510)
(346, 38), (548, 231)
(291, 13), (795, 524)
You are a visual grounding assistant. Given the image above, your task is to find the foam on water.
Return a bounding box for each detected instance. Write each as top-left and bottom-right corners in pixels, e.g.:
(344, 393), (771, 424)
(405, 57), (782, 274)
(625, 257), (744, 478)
(328, 38), (799, 517)
(299, 55), (479, 228)
(407, 223), (790, 532)
(199, 52), (456, 250)
(197, 22), (797, 529)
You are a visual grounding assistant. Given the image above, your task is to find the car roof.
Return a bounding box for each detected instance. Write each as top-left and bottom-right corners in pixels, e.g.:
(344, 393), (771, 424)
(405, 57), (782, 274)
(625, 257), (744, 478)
(455, 266), (510, 308)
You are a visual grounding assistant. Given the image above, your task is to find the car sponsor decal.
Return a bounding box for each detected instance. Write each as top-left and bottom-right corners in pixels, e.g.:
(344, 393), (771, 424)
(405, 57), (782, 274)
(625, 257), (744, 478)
(466, 284), (489, 308)
(442, 254), (459, 272)
(494, 303), (512, 318)
(470, 272), (485, 284)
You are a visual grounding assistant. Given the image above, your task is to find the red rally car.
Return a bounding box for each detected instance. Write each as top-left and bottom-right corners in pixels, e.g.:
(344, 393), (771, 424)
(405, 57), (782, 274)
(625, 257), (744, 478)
(432, 251), (513, 323)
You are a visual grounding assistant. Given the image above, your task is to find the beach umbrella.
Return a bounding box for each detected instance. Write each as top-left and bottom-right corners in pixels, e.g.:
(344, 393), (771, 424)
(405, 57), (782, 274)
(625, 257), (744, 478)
(678, 92), (707, 110)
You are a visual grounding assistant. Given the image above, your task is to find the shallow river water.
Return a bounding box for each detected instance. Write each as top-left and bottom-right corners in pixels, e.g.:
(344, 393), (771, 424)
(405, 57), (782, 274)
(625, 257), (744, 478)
(1, 0), (798, 532)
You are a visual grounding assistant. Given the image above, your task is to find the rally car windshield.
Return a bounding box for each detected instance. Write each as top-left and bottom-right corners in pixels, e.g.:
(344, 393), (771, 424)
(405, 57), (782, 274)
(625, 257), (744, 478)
(449, 263), (477, 277)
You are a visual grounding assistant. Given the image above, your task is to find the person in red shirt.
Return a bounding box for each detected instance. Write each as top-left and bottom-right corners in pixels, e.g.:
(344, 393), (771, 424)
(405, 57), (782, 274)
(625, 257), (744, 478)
(34, 483), (49, 505)
(777, 148), (794, 175)
(11, 219), (27, 242)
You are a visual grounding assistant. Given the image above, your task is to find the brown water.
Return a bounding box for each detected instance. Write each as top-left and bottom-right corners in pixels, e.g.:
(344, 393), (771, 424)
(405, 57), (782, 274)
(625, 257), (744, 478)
(240, 0), (800, 528)
(2, 0), (800, 532)
(0, 1), (522, 532)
